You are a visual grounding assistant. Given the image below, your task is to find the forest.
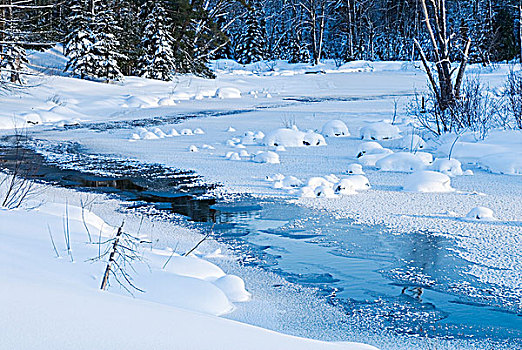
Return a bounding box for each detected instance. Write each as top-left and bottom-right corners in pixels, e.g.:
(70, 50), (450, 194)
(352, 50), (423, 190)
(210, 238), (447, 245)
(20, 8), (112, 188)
(1, 0), (522, 82)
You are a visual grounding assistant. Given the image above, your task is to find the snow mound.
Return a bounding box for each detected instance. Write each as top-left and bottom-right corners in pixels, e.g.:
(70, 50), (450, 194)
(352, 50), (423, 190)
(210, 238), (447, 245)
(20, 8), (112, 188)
(346, 163), (365, 175)
(314, 185), (337, 198)
(274, 176), (303, 189)
(158, 97), (176, 106)
(307, 177), (334, 189)
(213, 275), (252, 302)
(376, 152), (431, 172)
(360, 122), (400, 140)
(215, 87), (242, 99)
(189, 145), (199, 152)
(266, 173), (285, 182)
(321, 120), (350, 137)
(403, 171), (455, 193)
(465, 207), (497, 221)
(357, 148), (394, 167)
(479, 153), (522, 175)
(252, 151), (280, 164)
(431, 158), (464, 177)
(356, 141), (384, 157)
(263, 127), (326, 147)
(339, 175), (371, 191)
(241, 131), (265, 145)
(201, 144), (215, 150)
(193, 128), (205, 135)
(226, 152), (241, 161)
(226, 126), (236, 132)
(151, 127), (167, 138)
(181, 129), (194, 135)
(161, 254), (226, 280)
(125, 96), (157, 108)
(169, 128), (180, 136)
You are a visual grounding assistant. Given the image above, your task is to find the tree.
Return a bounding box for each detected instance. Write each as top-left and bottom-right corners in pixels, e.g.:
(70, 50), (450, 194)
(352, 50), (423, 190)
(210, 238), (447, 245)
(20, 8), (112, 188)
(138, 0), (176, 80)
(237, 6), (265, 63)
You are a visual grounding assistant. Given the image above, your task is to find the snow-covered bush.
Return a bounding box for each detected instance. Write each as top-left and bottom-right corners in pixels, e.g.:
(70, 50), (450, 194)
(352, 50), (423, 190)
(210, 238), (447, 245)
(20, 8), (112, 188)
(356, 142), (394, 166)
(314, 185), (336, 198)
(399, 134), (426, 151)
(321, 120), (350, 137)
(360, 122), (400, 140)
(252, 151), (280, 164)
(333, 179), (357, 195)
(465, 207), (496, 221)
(403, 171), (454, 193)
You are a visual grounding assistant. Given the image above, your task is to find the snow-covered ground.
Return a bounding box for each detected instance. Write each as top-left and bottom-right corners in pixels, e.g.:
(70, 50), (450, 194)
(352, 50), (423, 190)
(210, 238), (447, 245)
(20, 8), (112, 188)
(1, 46), (522, 349)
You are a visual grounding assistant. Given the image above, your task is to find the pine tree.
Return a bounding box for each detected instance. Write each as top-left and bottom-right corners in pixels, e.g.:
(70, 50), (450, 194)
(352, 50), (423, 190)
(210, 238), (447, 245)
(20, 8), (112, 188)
(237, 8), (265, 64)
(64, 0), (94, 79)
(138, 0), (175, 81)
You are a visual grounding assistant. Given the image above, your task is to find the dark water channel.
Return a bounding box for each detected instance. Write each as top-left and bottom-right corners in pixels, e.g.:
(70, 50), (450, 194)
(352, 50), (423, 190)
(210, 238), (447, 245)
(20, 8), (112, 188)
(1, 141), (521, 347)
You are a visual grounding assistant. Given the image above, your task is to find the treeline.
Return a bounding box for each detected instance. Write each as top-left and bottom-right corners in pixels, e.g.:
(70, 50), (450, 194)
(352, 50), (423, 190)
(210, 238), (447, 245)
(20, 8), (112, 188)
(1, 0), (521, 83)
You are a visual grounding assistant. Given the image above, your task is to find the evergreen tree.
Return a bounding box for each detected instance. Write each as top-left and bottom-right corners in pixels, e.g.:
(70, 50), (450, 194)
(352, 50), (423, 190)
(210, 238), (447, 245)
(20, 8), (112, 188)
(138, 0), (175, 81)
(64, 0), (94, 79)
(237, 8), (265, 64)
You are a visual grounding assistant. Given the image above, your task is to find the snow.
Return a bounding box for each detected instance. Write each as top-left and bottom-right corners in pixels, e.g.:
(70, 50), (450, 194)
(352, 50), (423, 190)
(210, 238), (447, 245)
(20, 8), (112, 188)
(398, 134), (426, 151)
(214, 275), (253, 302)
(339, 175), (371, 191)
(431, 158), (464, 177)
(346, 163), (365, 175)
(215, 87), (242, 99)
(321, 120), (350, 137)
(403, 171), (455, 193)
(465, 207), (497, 221)
(264, 127), (326, 148)
(252, 151), (280, 164)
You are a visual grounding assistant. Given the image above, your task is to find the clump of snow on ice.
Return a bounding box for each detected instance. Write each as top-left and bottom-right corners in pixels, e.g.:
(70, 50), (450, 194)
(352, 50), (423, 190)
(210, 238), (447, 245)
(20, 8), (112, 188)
(356, 142), (394, 166)
(213, 275), (252, 302)
(376, 152), (432, 172)
(226, 152), (241, 161)
(307, 177), (334, 189)
(215, 87), (242, 99)
(201, 144), (215, 150)
(314, 185), (337, 198)
(360, 121), (400, 140)
(158, 97), (176, 106)
(193, 128), (205, 135)
(239, 150), (249, 157)
(339, 175), (371, 191)
(151, 127), (167, 138)
(181, 129), (194, 135)
(431, 158), (464, 177)
(333, 179), (357, 195)
(265, 173), (285, 182)
(189, 145), (199, 152)
(403, 170), (455, 193)
(263, 127), (326, 148)
(399, 134), (426, 151)
(321, 120), (350, 137)
(273, 176), (303, 189)
(241, 131), (265, 145)
(141, 131), (160, 140)
(226, 126), (236, 132)
(169, 128), (180, 136)
(465, 207), (497, 221)
(346, 163), (365, 175)
(252, 151), (280, 164)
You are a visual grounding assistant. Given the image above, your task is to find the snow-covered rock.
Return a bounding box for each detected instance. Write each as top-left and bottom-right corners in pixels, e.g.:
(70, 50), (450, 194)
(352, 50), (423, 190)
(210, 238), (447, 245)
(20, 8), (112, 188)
(181, 129), (194, 135)
(141, 131), (160, 140)
(274, 176), (303, 189)
(213, 275), (252, 302)
(321, 120), (350, 137)
(314, 185), (337, 198)
(252, 151), (280, 164)
(375, 152), (430, 172)
(431, 158), (464, 177)
(239, 150), (250, 157)
(303, 131), (327, 146)
(346, 163), (365, 175)
(403, 171), (455, 193)
(356, 141), (385, 157)
(151, 127), (167, 138)
(465, 207), (496, 221)
(193, 128), (205, 135)
(201, 144), (215, 150)
(265, 173), (285, 182)
(357, 148), (394, 167)
(229, 153), (241, 161)
(307, 177), (334, 189)
(169, 128), (180, 136)
(360, 122), (400, 140)
(215, 87), (241, 99)
(189, 145), (199, 152)
(226, 126), (236, 132)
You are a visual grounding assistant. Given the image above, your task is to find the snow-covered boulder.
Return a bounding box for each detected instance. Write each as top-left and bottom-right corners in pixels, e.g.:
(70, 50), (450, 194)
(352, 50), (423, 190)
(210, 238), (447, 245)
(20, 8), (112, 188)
(360, 122), (401, 140)
(431, 158), (464, 177)
(321, 120), (350, 137)
(151, 127), (167, 138)
(403, 171), (455, 193)
(229, 153), (241, 161)
(334, 179), (357, 195)
(346, 163), (365, 175)
(181, 129), (194, 135)
(375, 152), (430, 172)
(339, 175), (371, 191)
(193, 128), (205, 135)
(213, 275), (252, 302)
(356, 141), (385, 157)
(357, 148), (394, 167)
(168, 128), (180, 136)
(274, 176), (303, 189)
(465, 207), (496, 221)
(263, 127), (326, 147)
(215, 87), (241, 99)
(226, 126), (236, 132)
(299, 186), (316, 198)
(307, 177), (334, 189)
(189, 145), (199, 152)
(141, 131), (160, 140)
(252, 151), (280, 164)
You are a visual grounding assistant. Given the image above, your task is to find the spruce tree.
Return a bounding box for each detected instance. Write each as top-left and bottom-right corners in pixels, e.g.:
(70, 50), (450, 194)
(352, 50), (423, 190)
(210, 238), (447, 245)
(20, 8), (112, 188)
(138, 0), (175, 81)
(237, 8), (265, 64)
